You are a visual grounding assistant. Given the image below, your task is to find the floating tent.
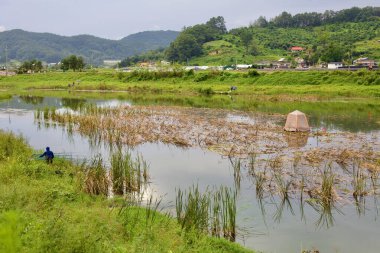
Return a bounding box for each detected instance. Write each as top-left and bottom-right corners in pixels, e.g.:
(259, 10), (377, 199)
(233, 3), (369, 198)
(284, 110), (310, 132)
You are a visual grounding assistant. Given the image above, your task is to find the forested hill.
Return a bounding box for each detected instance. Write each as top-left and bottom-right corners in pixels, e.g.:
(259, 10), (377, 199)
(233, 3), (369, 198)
(0, 29), (179, 65)
(125, 6), (379, 66)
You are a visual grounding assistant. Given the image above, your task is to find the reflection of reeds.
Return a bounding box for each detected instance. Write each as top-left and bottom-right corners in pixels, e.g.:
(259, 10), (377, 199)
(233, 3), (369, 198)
(230, 158), (241, 190)
(307, 165), (339, 228)
(273, 173), (294, 222)
(175, 185), (237, 241)
(352, 161), (368, 215)
(352, 163), (367, 198)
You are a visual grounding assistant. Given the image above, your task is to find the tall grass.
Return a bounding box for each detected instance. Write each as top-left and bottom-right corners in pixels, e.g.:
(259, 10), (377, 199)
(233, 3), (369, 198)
(110, 151), (149, 195)
(0, 130), (29, 160)
(79, 155), (109, 196)
(175, 185), (238, 241)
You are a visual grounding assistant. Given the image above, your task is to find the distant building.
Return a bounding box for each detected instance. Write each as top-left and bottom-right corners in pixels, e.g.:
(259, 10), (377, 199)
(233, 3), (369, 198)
(103, 60), (121, 66)
(353, 58), (376, 66)
(139, 62), (156, 68)
(274, 58), (290, 69)
(291, 46), (304, 52)
(327, 62), (343, 69)
(295, 57), (306, 68)
(160, 60), (170, 66)
(0, 71), (16, 76)
(236, 64), (252, 69)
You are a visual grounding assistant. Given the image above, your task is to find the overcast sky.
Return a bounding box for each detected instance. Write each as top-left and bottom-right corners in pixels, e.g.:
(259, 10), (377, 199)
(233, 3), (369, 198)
(0, 0), (378, 39)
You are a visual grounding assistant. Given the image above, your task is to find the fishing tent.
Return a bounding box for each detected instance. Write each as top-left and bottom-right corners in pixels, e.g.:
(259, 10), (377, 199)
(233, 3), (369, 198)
(284, 110), (310, 132)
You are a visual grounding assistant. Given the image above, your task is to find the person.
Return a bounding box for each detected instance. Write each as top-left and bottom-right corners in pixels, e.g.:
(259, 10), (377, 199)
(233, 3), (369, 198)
(40, 147), (54, 164)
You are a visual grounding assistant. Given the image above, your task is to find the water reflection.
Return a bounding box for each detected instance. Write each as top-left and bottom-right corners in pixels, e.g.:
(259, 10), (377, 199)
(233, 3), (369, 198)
(284, 132), (309, 148)
(1, 95), (380, 253)
(19, 95), (44, 105)
(61, 98), (86, 110)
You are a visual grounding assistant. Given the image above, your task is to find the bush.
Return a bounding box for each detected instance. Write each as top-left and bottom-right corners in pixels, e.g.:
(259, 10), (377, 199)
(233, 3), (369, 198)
(198, 87), (215, 95)
(246, 70), (260, 77)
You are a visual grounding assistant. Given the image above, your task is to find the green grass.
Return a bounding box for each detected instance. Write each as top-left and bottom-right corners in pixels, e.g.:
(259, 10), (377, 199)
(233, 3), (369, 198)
(0, 130), (253, 253)
(354, 37), (380, 60)
(1, 69), (380, 99)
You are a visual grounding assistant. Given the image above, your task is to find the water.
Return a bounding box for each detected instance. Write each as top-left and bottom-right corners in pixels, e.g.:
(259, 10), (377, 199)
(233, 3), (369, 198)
(1, 95), (379, 253)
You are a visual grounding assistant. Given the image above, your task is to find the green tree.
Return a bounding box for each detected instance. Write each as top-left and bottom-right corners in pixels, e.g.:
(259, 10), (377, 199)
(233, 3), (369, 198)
(17, 59), (43, 74)
(61, 55), (85, 71)
(248, 40), (260, 56)
(165, 16), (226, 62)
(239, 29), (253, 53)
(206, 16), (227, 35)
(166, 33), (202, 62)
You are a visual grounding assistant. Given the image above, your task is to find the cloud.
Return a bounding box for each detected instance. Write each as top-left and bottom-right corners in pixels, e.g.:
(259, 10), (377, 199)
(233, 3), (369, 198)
(0, 26), (6, 32)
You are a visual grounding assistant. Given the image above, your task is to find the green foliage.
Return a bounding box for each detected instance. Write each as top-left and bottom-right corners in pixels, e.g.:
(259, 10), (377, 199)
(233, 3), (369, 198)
(166, 16), (227, 62)
(176, 186), (237, 241)
(246, 70), (260, 77)
(61, 55), (85, 72)
(118, 48), (165, 67)
(166, 33), (203, 62)
(252, 6), (380, 28)
(196, 20), (380, 65)
(125, 69), (188, 81)
(17, 60), (43, 74)
(198, 87), (215, 95)
(0, 211), (22, 253)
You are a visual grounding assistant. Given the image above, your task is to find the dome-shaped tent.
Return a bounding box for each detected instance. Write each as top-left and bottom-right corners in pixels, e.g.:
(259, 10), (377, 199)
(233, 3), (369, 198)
(284, 110), (310, 132)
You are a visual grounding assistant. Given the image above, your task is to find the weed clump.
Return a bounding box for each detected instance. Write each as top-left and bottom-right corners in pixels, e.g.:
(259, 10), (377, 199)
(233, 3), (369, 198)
(79, 155), (109, 196)
(176, 185), (237, 242)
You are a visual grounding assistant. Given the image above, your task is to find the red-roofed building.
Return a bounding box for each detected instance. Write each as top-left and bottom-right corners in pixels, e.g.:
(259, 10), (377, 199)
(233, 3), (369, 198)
(291, 46), (304, 52)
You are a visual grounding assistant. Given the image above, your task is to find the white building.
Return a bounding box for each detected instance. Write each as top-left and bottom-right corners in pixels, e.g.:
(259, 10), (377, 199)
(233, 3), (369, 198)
(327, 62), (343, 69)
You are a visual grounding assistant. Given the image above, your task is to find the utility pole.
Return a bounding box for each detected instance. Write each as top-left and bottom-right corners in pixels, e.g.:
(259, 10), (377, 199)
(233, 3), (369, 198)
(5, 44), (8, 76)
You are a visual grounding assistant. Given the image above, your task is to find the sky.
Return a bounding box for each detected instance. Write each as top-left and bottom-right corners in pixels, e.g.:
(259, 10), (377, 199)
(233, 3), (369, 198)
(0, 0), (378, 39)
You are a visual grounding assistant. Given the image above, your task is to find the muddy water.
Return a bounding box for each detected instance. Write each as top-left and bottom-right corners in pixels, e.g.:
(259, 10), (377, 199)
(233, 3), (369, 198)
(1, 95), (380, 253)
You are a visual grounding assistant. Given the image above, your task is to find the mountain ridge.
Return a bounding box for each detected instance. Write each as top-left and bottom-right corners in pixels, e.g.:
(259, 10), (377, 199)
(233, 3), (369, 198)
(0, 29), (179, 64)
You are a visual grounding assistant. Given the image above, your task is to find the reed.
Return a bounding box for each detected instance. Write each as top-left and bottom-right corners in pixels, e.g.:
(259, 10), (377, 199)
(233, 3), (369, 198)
(273, 173), (294, 222)
(352, 162), (367, 198)
(175, 185), (238, 241)
(110, 151), (149, 195)
(307, 165), (339, 228)
(79, 155), (109, 196)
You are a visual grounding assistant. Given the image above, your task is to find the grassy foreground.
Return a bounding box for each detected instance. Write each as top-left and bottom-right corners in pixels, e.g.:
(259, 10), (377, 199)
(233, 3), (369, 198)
(0, 69), (380, 98)
(0, 130), (252, 253)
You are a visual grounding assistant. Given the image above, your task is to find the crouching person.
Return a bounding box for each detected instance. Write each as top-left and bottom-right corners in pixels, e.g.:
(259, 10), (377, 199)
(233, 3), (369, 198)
(40, 147), (54, 164)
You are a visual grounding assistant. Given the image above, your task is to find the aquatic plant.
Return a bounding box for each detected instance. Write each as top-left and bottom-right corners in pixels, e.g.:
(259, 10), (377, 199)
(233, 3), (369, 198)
(175, 185), (237, 241)
(79, 155), (109, 196)
(111, 151), (149, 195)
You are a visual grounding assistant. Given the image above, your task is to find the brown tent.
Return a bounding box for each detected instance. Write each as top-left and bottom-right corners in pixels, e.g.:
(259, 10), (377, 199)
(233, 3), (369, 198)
(284, 110), (310, 132)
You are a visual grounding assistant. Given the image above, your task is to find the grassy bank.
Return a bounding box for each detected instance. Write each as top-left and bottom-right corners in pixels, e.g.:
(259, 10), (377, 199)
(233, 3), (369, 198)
(0, 69), (380, 98)
(0, 130), (252, 253)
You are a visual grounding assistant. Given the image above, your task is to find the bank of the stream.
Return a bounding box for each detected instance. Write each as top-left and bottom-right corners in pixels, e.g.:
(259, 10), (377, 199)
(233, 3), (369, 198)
(0, 130), (253, 253)
(1, 69), (380, 98)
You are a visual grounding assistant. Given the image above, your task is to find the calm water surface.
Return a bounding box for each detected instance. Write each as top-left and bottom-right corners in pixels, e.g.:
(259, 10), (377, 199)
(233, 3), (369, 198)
(1, 95), (379, 253)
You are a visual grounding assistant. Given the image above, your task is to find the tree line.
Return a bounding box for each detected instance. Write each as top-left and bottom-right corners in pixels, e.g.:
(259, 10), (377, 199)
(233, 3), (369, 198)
(165, 16), (227, 62)
(251, 6), (380, 28)
(17, 55), (86, 73)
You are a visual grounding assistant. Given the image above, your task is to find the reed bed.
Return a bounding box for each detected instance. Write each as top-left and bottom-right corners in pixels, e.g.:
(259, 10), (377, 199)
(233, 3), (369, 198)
(111, 151), (149, 195)
(79, 155), (109, 196)
(36, 104), (380, 222)
(175, 185), (237, 242)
